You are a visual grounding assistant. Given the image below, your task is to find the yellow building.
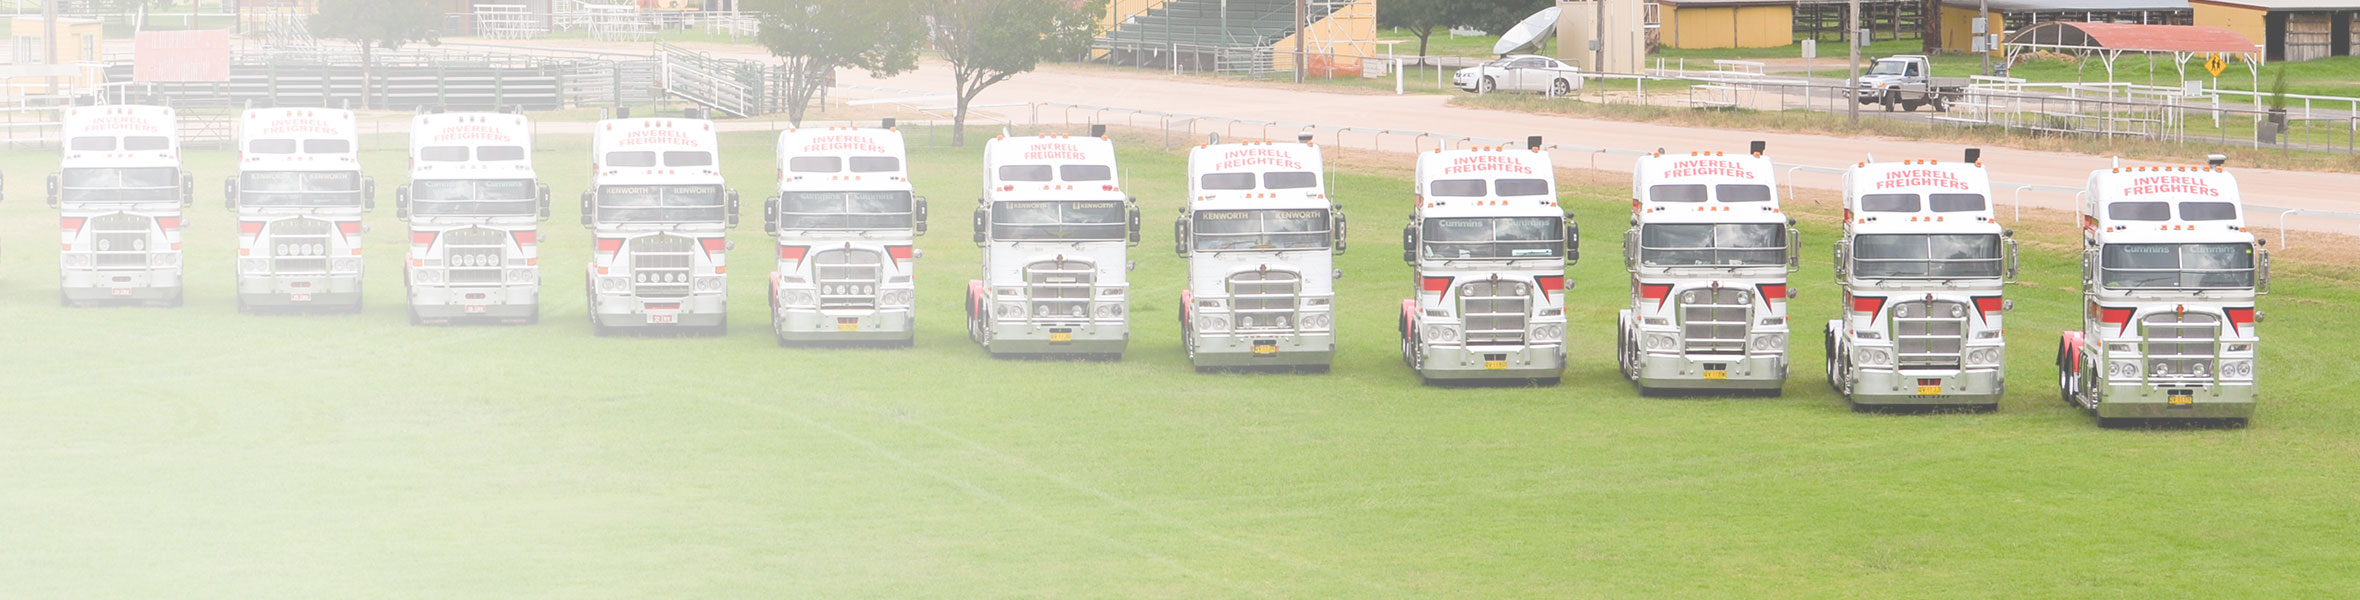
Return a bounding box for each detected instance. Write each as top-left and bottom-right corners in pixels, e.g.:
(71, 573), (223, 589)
(1656, 0), (1797, 49)
(2191, 0), (2358, 61)
(6, 16), (105, 96)
(1933, 0), (2193, 55)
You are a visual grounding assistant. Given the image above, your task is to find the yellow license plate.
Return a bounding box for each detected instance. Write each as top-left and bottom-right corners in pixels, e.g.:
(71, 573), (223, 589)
(1703, 370), (1727, 380)
(1252, 344), (1278, 355)
(1049, 332), (1073, 342)
(1917, 386), (1943, 396)
(837, 323), (860, 332)
(1484, 360), (1507, 370)
(2169, 394), (2195, 406)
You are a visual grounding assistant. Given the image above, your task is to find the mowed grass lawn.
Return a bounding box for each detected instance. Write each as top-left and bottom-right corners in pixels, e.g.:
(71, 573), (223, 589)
(1, 125), (2357, 598)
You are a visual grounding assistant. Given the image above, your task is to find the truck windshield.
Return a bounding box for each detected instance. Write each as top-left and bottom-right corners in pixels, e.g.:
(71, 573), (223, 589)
(60, 167), (179, 203)
(1852, 234), (2001, 278)
(1421, 217), (1562, 260)
(992, 201), (1127, 241)
(1868, 60), (1909, 76)
(778, 191), (914, 230)
(596, 185), (725, 223)
(239, 171), (363, 207)
(1193, 209), (1330, 251)
(2102, 243), (2256, 290)
(1640, 223), (1785, 267)
(410, 179), (538, 217)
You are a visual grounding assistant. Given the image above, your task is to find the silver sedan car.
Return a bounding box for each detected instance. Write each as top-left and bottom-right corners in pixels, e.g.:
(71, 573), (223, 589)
(1454, 55), (1584, 96)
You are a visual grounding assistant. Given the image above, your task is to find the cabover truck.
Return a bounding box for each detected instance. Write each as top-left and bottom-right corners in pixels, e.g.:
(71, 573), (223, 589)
(52, 104), (193, 306)
(1175, 133), (1346, 371)
(965, 130), (1141, 359)
(1399, 140), (1577, 385)
(582, 108), (741, 336)
(397, 110), (551, 325)
(1617, 142), (1799, 396)
(2058, 156), (2268, 426)
(766, 120), (928, 346)
(226, 107), (374, 313)
(1855, 54), (1970, 112)
(1825, 149), (2020, 411)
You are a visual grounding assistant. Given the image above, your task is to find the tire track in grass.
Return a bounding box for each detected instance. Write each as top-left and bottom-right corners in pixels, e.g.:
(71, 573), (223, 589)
(708, 396), (1267, 598)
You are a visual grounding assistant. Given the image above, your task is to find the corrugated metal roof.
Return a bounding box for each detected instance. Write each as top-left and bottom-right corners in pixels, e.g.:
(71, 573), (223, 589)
(2190, 0), (2360, 10)
(1942, 0), (2189, 11)
(2005, 21), (2260, 53)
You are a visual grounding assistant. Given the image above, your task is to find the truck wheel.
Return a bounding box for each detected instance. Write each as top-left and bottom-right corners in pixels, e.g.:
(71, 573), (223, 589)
(1881, 92), (1897, 112)
(1931, 95), (1949, 112)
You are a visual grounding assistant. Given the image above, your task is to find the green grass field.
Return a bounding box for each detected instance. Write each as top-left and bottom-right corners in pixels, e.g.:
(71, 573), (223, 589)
(2, 124), (2356, 597)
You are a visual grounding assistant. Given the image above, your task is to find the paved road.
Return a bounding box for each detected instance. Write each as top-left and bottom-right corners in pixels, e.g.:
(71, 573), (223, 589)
(458, 38), (2360, 235)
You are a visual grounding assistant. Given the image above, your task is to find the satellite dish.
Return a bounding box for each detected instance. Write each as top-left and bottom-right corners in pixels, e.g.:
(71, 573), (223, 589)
(1493, 6), (1562, 56)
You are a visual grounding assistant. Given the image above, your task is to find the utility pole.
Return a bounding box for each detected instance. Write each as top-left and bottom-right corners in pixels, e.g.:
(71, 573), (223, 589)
(43, 0), (57, 101)
(1979, 0), (1992, 77)
(1847, 0), (1861, 123)
(1293, 0), (1306, 83)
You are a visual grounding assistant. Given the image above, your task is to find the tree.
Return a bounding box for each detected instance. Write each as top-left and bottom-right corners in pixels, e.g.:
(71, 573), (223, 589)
(750, 0), (925, 126)
(113, 0), (169, 31)
(918, 0), (1105, 147)
(1459, 0), (1555, 51)
(1377, 0), (1452, 66)
(309, 0), (442, 110)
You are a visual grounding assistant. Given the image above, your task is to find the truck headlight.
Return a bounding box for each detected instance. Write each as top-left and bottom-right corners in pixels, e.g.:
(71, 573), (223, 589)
(1301, 312), (1331, 330)
(881, 289), (914, 306)
(784, 290), (817, 306)
(1966, 347), (2003, 366)
(1750, 333), (1786, 352)
(147, 252), (181, 268)
(995, 302), (1025, 319)
(1196, 315), (1229, 332)
(2108, 360), (2140, 380)
(2220, 360), (2253, 379)
(1532, 324), (1564, 342)
(414, 268), (444, 284)
(507, 268), (538, 284)
(331, 257), (362, 273)
(694, 275), (725, 292)
(596, 275), (628, 293)
(1094, 302), (1124, 318)
(1858, 348), (1893, 366)
(63, 253), (94, 268)
(1642, 332), (1677, 351)
(1423, 323), (1459, 342)
(238, 257), (267, 274)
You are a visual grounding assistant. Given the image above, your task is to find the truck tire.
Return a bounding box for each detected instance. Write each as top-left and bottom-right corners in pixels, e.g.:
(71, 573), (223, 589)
(1881, 92), (1897, 112)
(1931, 95), (1949, 113)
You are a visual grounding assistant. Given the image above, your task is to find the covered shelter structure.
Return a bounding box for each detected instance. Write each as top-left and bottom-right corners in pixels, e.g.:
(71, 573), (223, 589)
(1935, 0), (2194, 54)
(2002, 21), (2262, 91)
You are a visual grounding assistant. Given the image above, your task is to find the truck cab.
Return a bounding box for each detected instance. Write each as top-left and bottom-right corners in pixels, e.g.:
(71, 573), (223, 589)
(764, 121), (927, 346)
(1824, 150), (2019, 410)
(1398, 143), (1577, 384)
(964, 131), (1141, 359)
(581, 108), (741, 336)
(2058, 157), (2267, 426)
(225, 107), (374, 313)
(52, 104), (194, 306)
(396, 110), (551, 325)
(1617, 143), (1799, 395)
(1175, 134), (1346, 371)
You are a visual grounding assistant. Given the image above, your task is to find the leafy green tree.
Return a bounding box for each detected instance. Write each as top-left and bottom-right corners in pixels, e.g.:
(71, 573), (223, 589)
(1377, 0), (1452, 66)
(1460, 0), (1555, 53)
(750, 0), (925, 126)
(918, 0), (1106, 147)
(309, 0), (442, 110)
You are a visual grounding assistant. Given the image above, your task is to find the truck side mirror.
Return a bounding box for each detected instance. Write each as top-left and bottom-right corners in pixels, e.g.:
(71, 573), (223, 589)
(726, 190), (741, 228)
(180, 172), (194, 206)
(1833, 241), (1849, 281)
(579, 191), (594, 228)
(914, 196), (929, 236)
(395, 186), (410, 221)
(1563, 219), (1580, 264)
(222, 177), (237, 211)
(1126, 200), (1142, 246)
(46, 173), (58, 208)
(1174, 217), (1189, 257)
(1622, 228), (1639, 270)
(971, 206), (987, 246)
(1400, 224), (1417, 263)
(363, 177), (376, 210)
(2081, 249), (2097, 290)
(538, 185), (551, 222)
(1786, 227), (1802, 272)
(2256, 246), (2271, 295)
(762, 195), (779, 236)
(2004, 238), (2020, 281)
(1332, 211), (1348, 255)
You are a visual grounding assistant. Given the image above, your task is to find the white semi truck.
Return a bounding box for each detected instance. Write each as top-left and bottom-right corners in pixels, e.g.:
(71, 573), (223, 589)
(765, 120), (928, 346)
(396, 110), (551, 325)
(1397, 141), (1577, 384)
(51, 104), (194, 306)
(2057, 157), (2267, 426)
(1617, 142), (1799, 395)
(581, 108), (741, 336)
(964, 130), (1140, 359)
(1824, 150), (2018, 410)
(1174, 134), (1346, 371)
(226, 107), (374, 313)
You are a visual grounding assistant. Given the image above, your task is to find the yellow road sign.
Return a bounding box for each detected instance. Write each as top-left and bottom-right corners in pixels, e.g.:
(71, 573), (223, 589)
(2205, 54), (2228, 78)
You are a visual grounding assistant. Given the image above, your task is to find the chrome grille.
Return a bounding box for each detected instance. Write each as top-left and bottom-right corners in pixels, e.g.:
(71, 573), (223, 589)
(1024, 259), (1096, 320)
(1229, 270), (1301, 330)
(90, 214), (153, 269)
(2142, 313), (2220, 382)
(630, 234), (696, 298)
(269, 218), (333, 273)
(1679, 288), (1752, 353)
(1891, 300), (1968, 370)
(815, 249), (883, 309)
(1459, 280), (1530, 345)
(443, 227), (508, 286)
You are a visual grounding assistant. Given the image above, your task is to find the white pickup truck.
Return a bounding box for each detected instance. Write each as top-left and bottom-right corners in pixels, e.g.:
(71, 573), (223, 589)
(1855, 55), (1970, 113)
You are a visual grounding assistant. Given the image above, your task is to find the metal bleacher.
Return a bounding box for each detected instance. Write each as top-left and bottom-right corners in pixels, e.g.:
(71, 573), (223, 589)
(1097, 0), (1346, 74)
